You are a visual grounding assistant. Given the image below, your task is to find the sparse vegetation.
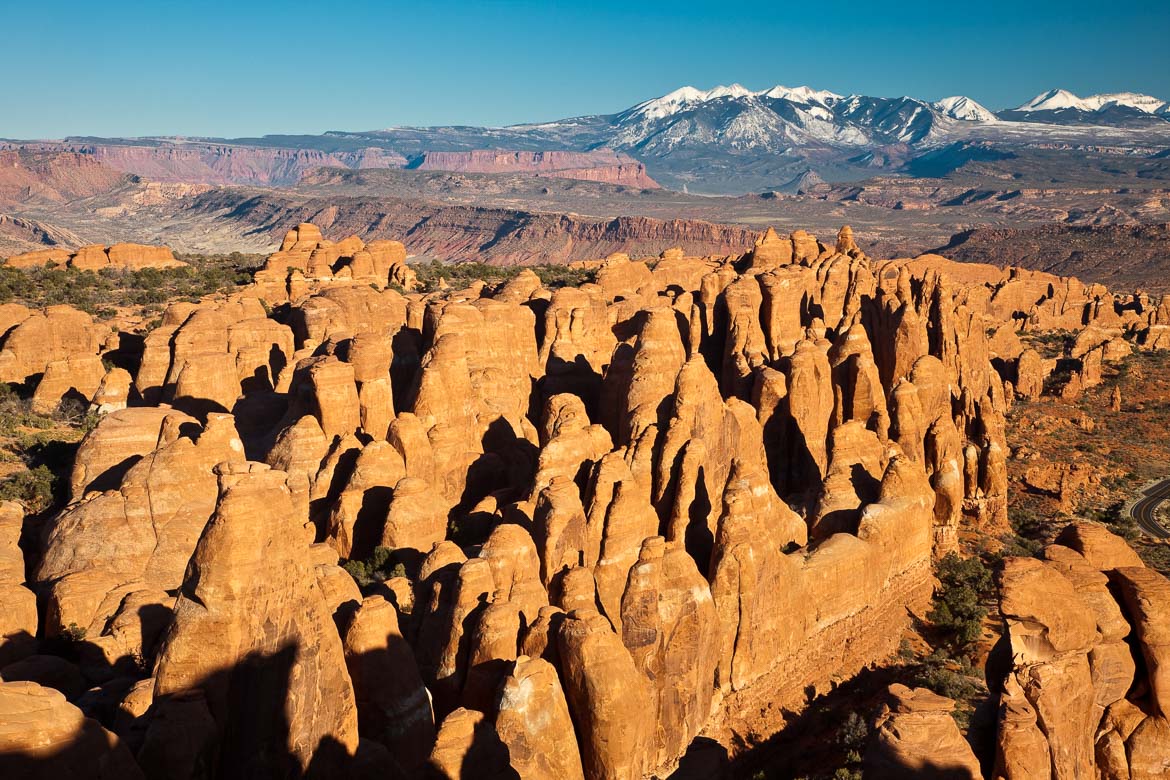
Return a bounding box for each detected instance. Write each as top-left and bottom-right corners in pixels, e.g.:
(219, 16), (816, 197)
(835, 711), (869, 774)
(1004, 346), (1170, 575)
(1021, 329), (1073, 359)
(0, 384), (90, 515)
(61, 622), (87, 643)
(1083, 500), (1140, 542)
(0, 464), (56, 514)
(0, 253), (261, 319)
(927, 553), (993, 659)
(883, 552), (997, 731)
(410, 260), (595, 293)
(342, 545), (406, 587)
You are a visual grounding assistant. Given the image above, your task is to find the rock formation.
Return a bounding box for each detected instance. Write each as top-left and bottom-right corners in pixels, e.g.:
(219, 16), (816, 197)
(150, 461), (359, 778)
(5, 243), (185, 271)
(865, 684), (983, 779)
(990, 523), (1170, 780)
(2, 222), (1167, 778)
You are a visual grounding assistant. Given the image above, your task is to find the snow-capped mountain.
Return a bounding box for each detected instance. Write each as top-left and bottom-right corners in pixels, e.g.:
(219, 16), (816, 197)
(347, 82), (1170, 193)
(606, 84), (1000, 155)
(933, 96), (998, 122)
(1015, 88), (1168, 114)
(622, 84), (758, 122)
(622, 84), (845, 125)
(610, 84), (870, 152)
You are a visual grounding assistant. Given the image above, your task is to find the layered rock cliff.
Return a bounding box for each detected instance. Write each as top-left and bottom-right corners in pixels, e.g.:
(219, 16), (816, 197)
(0, 149), (131, 208)
(186, 188), (763, 264)
(3, 142), (407, 188)
(410, 150), (660, 188)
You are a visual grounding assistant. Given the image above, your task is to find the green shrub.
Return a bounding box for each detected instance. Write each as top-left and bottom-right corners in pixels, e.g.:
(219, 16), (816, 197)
(61, 622), (87, 643)
(837, 711), (868, 751)
(409, 260), (595, 293)
(0, 258), (257, 319)
(342, 546), (406, 587)
(928, 553), (992, 656)
(0, 465), (55, 513)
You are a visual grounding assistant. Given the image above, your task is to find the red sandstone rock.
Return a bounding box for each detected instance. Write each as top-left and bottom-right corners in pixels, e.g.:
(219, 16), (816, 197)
(151, 461), (358, 776)
(0, 680), (145, 779)
(866, 684), (983, 779)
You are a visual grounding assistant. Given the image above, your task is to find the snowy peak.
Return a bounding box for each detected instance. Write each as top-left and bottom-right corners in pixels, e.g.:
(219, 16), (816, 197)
(604, 82), (1170, 159)
(1085, 92), (1169, 113)
(627, 84), (756, 121)
(759, 85), (843, 105)
(625, 83), (845, 123)
(933, 96), (998, 122)
(1017, 88), (1085, 111)
(1015, 88), (1168, 114)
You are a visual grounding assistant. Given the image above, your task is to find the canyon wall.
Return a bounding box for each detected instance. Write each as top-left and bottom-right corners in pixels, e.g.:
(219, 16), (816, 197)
(0, 149), (130, 208)
(410, 149), (660, 188)
(188, 188), (763, 263)
(2, 143), (659, 191)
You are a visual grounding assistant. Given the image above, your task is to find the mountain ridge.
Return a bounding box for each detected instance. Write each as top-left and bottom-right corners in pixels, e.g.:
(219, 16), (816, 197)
(5, 83), (1170, 195)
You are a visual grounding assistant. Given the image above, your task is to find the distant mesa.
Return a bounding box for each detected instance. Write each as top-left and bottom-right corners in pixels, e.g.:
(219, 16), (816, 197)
(4, 242), (185, 271)
(406, 149), (660, 188)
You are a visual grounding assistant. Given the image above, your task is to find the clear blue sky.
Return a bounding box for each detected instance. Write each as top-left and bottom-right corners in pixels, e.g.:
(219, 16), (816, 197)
(7, 0), (1169, 139)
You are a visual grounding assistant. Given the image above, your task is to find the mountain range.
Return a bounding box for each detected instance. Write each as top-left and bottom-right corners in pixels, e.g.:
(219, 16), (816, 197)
(4, 85), (1170, 194)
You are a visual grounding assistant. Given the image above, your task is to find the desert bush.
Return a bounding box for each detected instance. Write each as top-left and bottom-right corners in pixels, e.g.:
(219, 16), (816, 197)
(0, 384), (91, 515)
(837, 712), (869, 752)
(342, 546), (406, 587)
(1023, 330), (1073, 359)
(61, 622), (87, 642)
(411, 260), (595, 293)
(0, 259), (256, 318)
(928, 553), (992, 657)
(0, 465), (56, 513)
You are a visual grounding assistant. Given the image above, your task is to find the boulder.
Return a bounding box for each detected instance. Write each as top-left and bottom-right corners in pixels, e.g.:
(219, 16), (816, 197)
(0, 681), (145, 779)
(865, 684), (983, 779)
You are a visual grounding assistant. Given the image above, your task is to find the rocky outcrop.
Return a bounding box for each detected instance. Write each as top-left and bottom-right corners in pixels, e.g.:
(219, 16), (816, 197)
(150, 461), (359, 778)
(558, 609), (654, 780)
(865, 684), (983, 779)
(0, 680), (145, 779)
(38, 413), (244, 663)
(990, 523), (1170, 780)
(3, 224), (1066, 777)
(0, 502), (36, 667)
(255, 225), (417, 302)
(5, 243), (185, 271)
(494, 655), (585, 780)
(341, 595), (435, 774)
(0, 305), (107, 385)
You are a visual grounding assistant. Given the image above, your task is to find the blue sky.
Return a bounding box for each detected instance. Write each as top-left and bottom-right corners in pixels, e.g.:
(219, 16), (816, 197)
(6, 0), (1169, 138)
